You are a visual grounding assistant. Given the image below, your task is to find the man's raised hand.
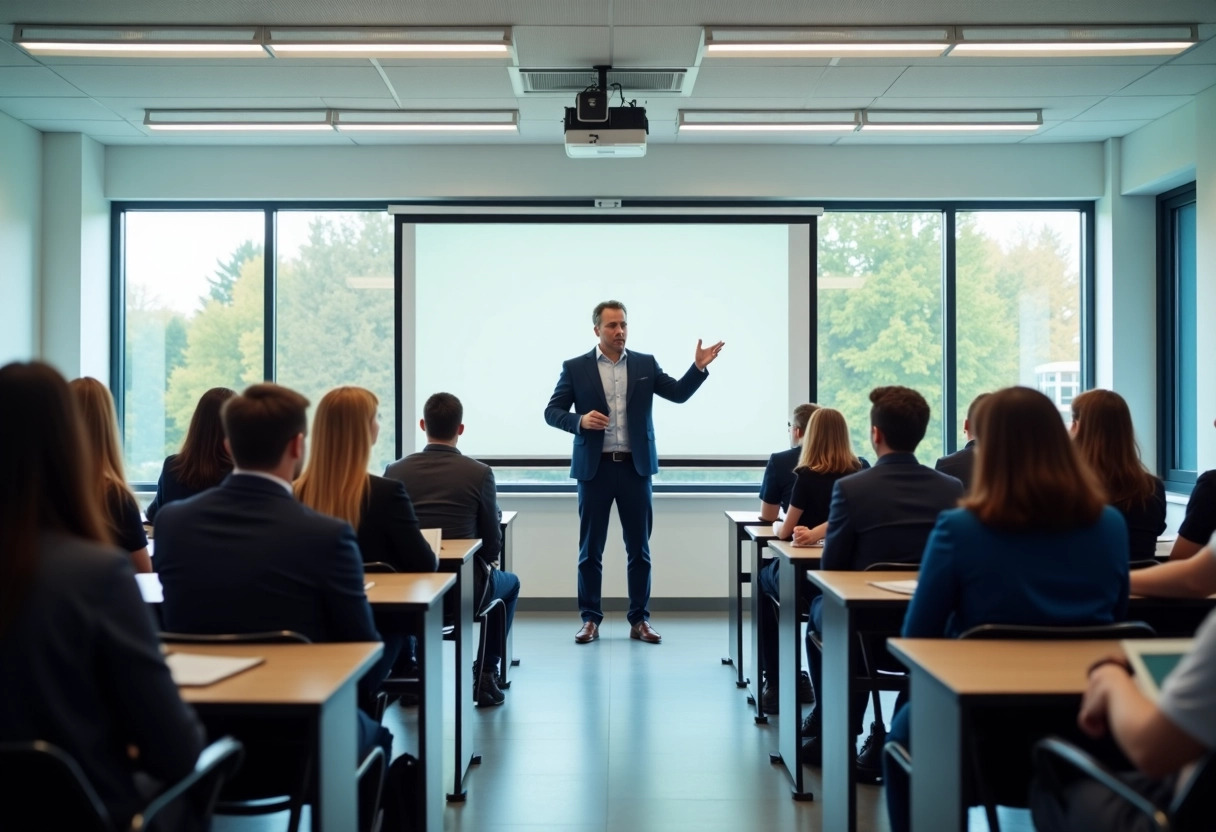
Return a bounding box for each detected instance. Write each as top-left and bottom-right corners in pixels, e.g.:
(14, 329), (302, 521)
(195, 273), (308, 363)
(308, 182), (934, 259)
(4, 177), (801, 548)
(694, 339), (725, 370)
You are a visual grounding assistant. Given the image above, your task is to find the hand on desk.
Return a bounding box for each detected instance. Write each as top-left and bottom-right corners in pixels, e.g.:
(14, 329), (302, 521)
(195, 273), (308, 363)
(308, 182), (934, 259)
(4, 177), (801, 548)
(792, 526), (823, 548)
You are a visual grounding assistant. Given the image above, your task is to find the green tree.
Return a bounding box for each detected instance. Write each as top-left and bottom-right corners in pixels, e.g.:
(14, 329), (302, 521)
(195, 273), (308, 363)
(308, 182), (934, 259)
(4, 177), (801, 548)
(207, 239), (262, 306)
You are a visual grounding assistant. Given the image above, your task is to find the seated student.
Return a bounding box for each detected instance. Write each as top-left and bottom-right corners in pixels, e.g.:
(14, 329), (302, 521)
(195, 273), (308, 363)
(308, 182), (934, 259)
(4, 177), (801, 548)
(934, 392), (989, 493)
(156, 383), (392, 761)
(1031, 604), (1216, 832)
(758, 403), (818, 522)
(385, 392), (521, 708)
(69, 377), (152, 573)
(800, 386), (963, 778)
(0, 361), (204, 828)
(1071, 389), (1166, 561)
(758, 407), (864, 712)
(1169, 416), (1216, 561)
(1129, 531), (1216, 598)
(295, 386), (437, 574)
(883, 386), (1130, 832)
(146, 386), (235, 523)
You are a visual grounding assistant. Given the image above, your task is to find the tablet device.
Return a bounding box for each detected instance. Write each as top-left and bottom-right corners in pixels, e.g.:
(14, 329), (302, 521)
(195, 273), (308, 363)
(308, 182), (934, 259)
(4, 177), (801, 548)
(1121, 639), (1194, 700)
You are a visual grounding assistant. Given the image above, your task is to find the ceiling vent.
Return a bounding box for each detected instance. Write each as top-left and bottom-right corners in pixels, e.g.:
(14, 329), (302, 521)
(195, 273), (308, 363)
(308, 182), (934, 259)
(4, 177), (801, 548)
(512, 68), (690, 95)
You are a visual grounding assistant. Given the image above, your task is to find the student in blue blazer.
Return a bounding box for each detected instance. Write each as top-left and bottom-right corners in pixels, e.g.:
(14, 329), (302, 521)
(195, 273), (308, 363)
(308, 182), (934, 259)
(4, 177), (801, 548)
(545, 300), (723, 645)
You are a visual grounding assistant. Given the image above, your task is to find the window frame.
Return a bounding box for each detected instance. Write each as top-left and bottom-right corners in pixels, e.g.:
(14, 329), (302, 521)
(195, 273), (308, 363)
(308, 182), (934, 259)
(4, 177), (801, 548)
(1157, 183), (1199, 493)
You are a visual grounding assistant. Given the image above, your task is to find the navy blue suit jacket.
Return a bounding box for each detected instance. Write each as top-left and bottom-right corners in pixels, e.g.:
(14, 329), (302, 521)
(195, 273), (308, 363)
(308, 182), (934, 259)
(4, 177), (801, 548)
(822, 453), (965, 571)
(155, 474), (382, 651)
(545, 348), (707, 480)
(934, 441), (977, 493)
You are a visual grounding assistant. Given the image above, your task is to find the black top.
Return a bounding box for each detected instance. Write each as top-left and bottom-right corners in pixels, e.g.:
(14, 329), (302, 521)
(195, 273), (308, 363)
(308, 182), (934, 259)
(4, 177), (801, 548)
(145, 454), (228, 523)
(1178, 470), (1216, 546)
(356, 475), (439, 573)
(789, 460), (871, 528)
(105, 488), (148, 553)
(934, 441), (977, 493)
(0, 533), (203, 826)
(759, 447), (800, 510)
(1116, 477), (1167, 561)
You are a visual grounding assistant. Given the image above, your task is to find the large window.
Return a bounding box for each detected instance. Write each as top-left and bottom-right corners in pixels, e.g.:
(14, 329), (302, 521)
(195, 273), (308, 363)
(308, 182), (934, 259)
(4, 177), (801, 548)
(1159, 184), (1198, 489)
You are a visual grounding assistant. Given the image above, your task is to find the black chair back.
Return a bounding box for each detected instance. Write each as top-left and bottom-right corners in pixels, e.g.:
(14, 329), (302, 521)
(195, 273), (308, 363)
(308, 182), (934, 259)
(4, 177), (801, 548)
(1171, 750), (1216, 832)
(863, 562), (919, 572)
(958, 621), (1156, 641)
(363, 562), (398, 573)
(159, 630), (312, 644)
(0, 740), (112, 831)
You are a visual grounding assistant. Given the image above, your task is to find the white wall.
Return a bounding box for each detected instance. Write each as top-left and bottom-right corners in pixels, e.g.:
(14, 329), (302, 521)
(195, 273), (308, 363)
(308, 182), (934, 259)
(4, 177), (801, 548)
(0, 112), (41, 365)
(1122, 103), (1197, 196)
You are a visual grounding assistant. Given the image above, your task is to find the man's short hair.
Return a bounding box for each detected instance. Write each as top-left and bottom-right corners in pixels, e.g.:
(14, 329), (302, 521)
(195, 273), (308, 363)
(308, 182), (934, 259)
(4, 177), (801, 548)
(966, 392), (992, 426)
(424, 392), (463, 441)
(221, 383), (309, 470)
(869, 386), (931, 453)
(792, 402), (819, 433)
(592, 300), (627, 327)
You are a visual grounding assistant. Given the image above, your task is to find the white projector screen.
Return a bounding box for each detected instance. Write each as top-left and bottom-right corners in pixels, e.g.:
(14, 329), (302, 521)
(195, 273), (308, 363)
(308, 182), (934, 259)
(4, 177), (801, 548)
(402, 221), (808, 462)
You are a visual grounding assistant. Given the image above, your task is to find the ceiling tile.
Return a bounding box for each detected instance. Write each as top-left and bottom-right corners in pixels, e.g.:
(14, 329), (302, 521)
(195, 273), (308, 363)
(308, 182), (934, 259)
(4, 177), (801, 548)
(1172, 36), (1216, 65)
(379, 66), (516, 98)
(0, 97), (116, 120)
(1076, 96), (1192, 120)
(1030, 119), (1150, 140)
(0, 42), (38, 67)
(1114, 64), (1216, 96)
(811, 67), (906, 97)
(0, 66), (84, 97)
(611, 27), (704, 67)
(870, 96), (1102, 121)
(24, 119), (143, 136)
(886, 65), (1152, 98)
(98, 96), (330, 121)
(53, 65), (391, 98)
(512, 26), (611, 67)
(691, 65), (824, 98)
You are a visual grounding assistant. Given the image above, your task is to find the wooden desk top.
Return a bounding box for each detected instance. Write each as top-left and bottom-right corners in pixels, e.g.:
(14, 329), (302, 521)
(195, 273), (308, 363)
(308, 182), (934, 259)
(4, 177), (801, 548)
(745, 525), (779, 541)
(365, 573), (455, 609)
(438, 539), (482, 563)
(174, 642), (383, 706)
(809, 570), (920, 604)
(769, 539), (823, 563)
(887, 639), (1118, 697)
(501, 511), (518, 527)
(725, 510), (764, 524)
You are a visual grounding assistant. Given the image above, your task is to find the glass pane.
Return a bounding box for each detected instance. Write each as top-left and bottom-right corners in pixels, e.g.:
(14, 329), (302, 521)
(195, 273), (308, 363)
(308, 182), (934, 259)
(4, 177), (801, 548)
(817, 212), (945, 463)
(1177, 201), (1198, 471)
(275, 211), (397, 473)
(955, 211), (1083, 437)
(123, 211), (265, 482)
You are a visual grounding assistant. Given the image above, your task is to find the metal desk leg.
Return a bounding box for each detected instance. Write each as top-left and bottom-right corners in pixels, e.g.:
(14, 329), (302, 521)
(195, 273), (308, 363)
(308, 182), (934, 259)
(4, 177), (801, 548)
(749, 539), (770, 724)
(909, 672), (966, 832)
(311, 679), (359, 832)
(774, 560), (813, 800)
(414, 602), (444, 832)
(447, 556), (477, 802)
(821, 598), (858, 832)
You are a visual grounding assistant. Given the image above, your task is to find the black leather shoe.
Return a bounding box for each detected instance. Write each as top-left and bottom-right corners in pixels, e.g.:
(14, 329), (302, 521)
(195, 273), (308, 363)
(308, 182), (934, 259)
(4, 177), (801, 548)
(475, 671), (505, 707)
(800, 735), (822, 767)
(761, 680), (779, 714)
(798, 671), (816, 706)
(800, 712), (820, 739)
(855, 721), (886, 784)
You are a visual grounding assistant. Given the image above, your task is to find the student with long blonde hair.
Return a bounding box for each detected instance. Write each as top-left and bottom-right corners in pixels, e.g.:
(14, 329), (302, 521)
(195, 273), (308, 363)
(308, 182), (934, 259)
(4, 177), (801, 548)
(68, 377), (152, 573)
(295, 386), (436, 573)
(1071, 389), (1166, 561)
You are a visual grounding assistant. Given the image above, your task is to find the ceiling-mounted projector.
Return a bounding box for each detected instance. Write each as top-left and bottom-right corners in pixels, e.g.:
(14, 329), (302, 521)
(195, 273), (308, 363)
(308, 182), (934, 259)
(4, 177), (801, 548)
(563, 65), (648, 158)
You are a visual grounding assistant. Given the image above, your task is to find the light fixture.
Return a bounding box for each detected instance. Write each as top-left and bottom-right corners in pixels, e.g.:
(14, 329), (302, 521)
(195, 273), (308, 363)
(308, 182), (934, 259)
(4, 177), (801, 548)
(704, 26), (952, 58)
(144, 109), (333, 132)
(264, 26), (513, 58)
(859, 110), (1042, 133)
(678, 110), (858, 133)
(14, 24), (268, 58)
(334, 110), (519, 133)
(949, 24), (1197, 57)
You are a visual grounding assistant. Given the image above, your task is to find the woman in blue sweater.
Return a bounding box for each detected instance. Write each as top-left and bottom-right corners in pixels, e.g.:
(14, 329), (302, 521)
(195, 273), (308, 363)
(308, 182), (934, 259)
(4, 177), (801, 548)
(883, 386), (1130, 832)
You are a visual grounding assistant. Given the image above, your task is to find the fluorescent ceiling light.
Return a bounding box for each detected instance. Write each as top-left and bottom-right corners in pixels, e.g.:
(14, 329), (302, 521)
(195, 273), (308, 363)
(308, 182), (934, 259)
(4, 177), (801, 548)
(704, 26), (951, 58)
(334, 110), (519, 133)
(680, 123), (856, 132)
(861, 123), (1040, 132)
(950, 24), (1197, 57)
(14, 24), (267, 58)
(679, 110), (857, 132)
(265, 26), (513, 58)
(144, 109), (332, 132)
(860, 109), (1042, 132)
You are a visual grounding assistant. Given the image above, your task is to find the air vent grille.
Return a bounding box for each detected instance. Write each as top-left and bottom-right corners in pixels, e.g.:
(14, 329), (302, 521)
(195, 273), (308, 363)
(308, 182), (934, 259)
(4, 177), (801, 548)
(518, 68), (687, 94)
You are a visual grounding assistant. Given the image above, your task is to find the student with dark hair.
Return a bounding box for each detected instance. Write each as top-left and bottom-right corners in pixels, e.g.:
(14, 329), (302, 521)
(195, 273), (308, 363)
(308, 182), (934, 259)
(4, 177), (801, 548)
(934, 392), (990, 493)
(0, 361), (203, 828)
(1071, 389), (1166, 561)
(758, 402), (819, 522)
(156, 382), (393, 761)
(1169, 416), (1216, 561)
(146, 386), (235, 523)
(69, 377), (152, 573)
(883, 386), (1130, 832)
(800, 386), (963, 780)
(385, 392), (521, 706)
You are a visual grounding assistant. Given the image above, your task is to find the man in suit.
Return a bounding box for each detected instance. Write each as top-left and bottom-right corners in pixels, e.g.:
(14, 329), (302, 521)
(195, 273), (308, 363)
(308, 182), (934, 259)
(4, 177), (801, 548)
(545, 300), (724, 645)
(758, 402), (818, 522)
(156, 383), (392, 761)
(934, 392), (990, 493)
(384, 392), (520, 707)
(801, 385), (963, 780)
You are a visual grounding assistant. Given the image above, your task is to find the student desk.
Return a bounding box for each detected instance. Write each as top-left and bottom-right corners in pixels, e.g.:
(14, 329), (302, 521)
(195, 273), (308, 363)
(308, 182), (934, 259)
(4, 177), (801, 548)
(436, 538), (483, 801)
(767, 539), (822, 800)
(807, 570), (916, 832)
(176, 642), (383, 832)
(365, 572), (455, 832)
(723, 510), (765, 687)
(500, 511), (519, 674)
(887, 639), (1118, 832)
(745, 524), (780, 722)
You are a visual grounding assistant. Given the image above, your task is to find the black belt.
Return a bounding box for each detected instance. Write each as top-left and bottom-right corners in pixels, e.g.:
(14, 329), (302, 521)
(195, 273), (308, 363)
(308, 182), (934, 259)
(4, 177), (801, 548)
(603, 451), (632, 462)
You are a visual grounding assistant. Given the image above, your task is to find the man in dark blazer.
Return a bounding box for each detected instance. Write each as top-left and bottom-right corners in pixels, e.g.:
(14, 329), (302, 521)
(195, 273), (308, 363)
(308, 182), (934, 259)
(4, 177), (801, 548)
(384, 392), (520, 706)
(156, 383), (392, 760)
(934, 392), (990, 493)
(758, 402), (818, 522)
(544, 300), (724, 645)
(802, 385), (963, 779)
